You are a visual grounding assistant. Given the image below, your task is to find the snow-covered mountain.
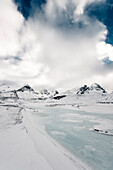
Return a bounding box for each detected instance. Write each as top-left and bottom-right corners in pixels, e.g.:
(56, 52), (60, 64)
(17, 85), (34, 92)
(16, 85), (40, 101)
(58, 83), (108, 105)
(76, 83), (106, 95)
(0, 84), (60, 102)
(16, 85), (59, 100)
(0, 83), (111, 105)
(40, 89), (59, 98)
(64, 83), (106, 95)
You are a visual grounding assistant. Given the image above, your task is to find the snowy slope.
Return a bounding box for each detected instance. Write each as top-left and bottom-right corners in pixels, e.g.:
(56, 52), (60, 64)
(56, 83), (108, 105)
(16, 85), (59, 101)
(0, 89), (91, 170)
(0, 105), (53, 170)
(16, 85), (40, 101)
(0, 83), (109, 105)
(101, 91), (113, 103)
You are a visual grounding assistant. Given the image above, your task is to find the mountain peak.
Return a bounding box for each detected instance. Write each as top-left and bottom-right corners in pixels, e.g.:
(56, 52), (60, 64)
(77, 85), (89, 95)
(91, 83), (101, 88)
(17, 85), (34, 92)
(76, 83), (106, 95)
(40, 89), (59, 96)
(90, 83), (106, 93)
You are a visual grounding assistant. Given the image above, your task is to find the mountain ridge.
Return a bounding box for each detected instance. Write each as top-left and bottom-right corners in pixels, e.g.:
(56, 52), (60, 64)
(0, 83), (112, 104)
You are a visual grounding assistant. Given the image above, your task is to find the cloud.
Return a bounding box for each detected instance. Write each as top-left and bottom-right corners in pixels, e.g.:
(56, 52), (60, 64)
(97, 41), (113, 61)
(0, 0), (113, 91)
(0, 0), (24, 57)
(45, 0), (105, 16)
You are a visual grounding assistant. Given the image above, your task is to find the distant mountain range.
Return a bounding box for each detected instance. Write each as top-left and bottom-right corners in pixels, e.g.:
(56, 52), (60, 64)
(0, 83), (113, 104)
(65, 83), (106, 95)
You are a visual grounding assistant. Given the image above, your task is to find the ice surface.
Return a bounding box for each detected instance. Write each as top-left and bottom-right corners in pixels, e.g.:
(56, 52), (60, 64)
(33, 106), (113, 170)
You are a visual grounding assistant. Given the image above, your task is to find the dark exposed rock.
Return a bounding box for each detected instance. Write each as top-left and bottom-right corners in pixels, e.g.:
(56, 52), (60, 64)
(53, 95), (66, 100)
(94, 129), (100, 132)
(54, 90), (59, 96)
(90, 83), (106, 93)
(77, 85), (89, 95)
(17, 85), (34, 92)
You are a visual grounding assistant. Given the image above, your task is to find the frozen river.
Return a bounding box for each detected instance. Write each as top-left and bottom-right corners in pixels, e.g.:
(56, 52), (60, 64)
(35, 106), (113, 170)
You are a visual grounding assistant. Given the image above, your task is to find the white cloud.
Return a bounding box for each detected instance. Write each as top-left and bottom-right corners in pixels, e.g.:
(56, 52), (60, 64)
(45, 0), (105, 19)
(13, 18), (106, 89)
(0, 0), (23, 56)
(97, 41), (113, 61)
(0, 0), (113, 91)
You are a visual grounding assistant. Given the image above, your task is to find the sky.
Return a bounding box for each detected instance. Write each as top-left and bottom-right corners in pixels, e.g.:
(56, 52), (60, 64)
(0, 0), (113, 91)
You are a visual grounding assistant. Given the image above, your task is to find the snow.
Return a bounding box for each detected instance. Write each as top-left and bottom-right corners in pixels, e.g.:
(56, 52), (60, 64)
(0, 104), (90, 170)
(0, 83), (113, 170)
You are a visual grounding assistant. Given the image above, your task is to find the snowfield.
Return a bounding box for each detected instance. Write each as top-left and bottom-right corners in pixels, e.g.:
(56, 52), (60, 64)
(0, 83), (113, 170)
(0, 104), (91, 170)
